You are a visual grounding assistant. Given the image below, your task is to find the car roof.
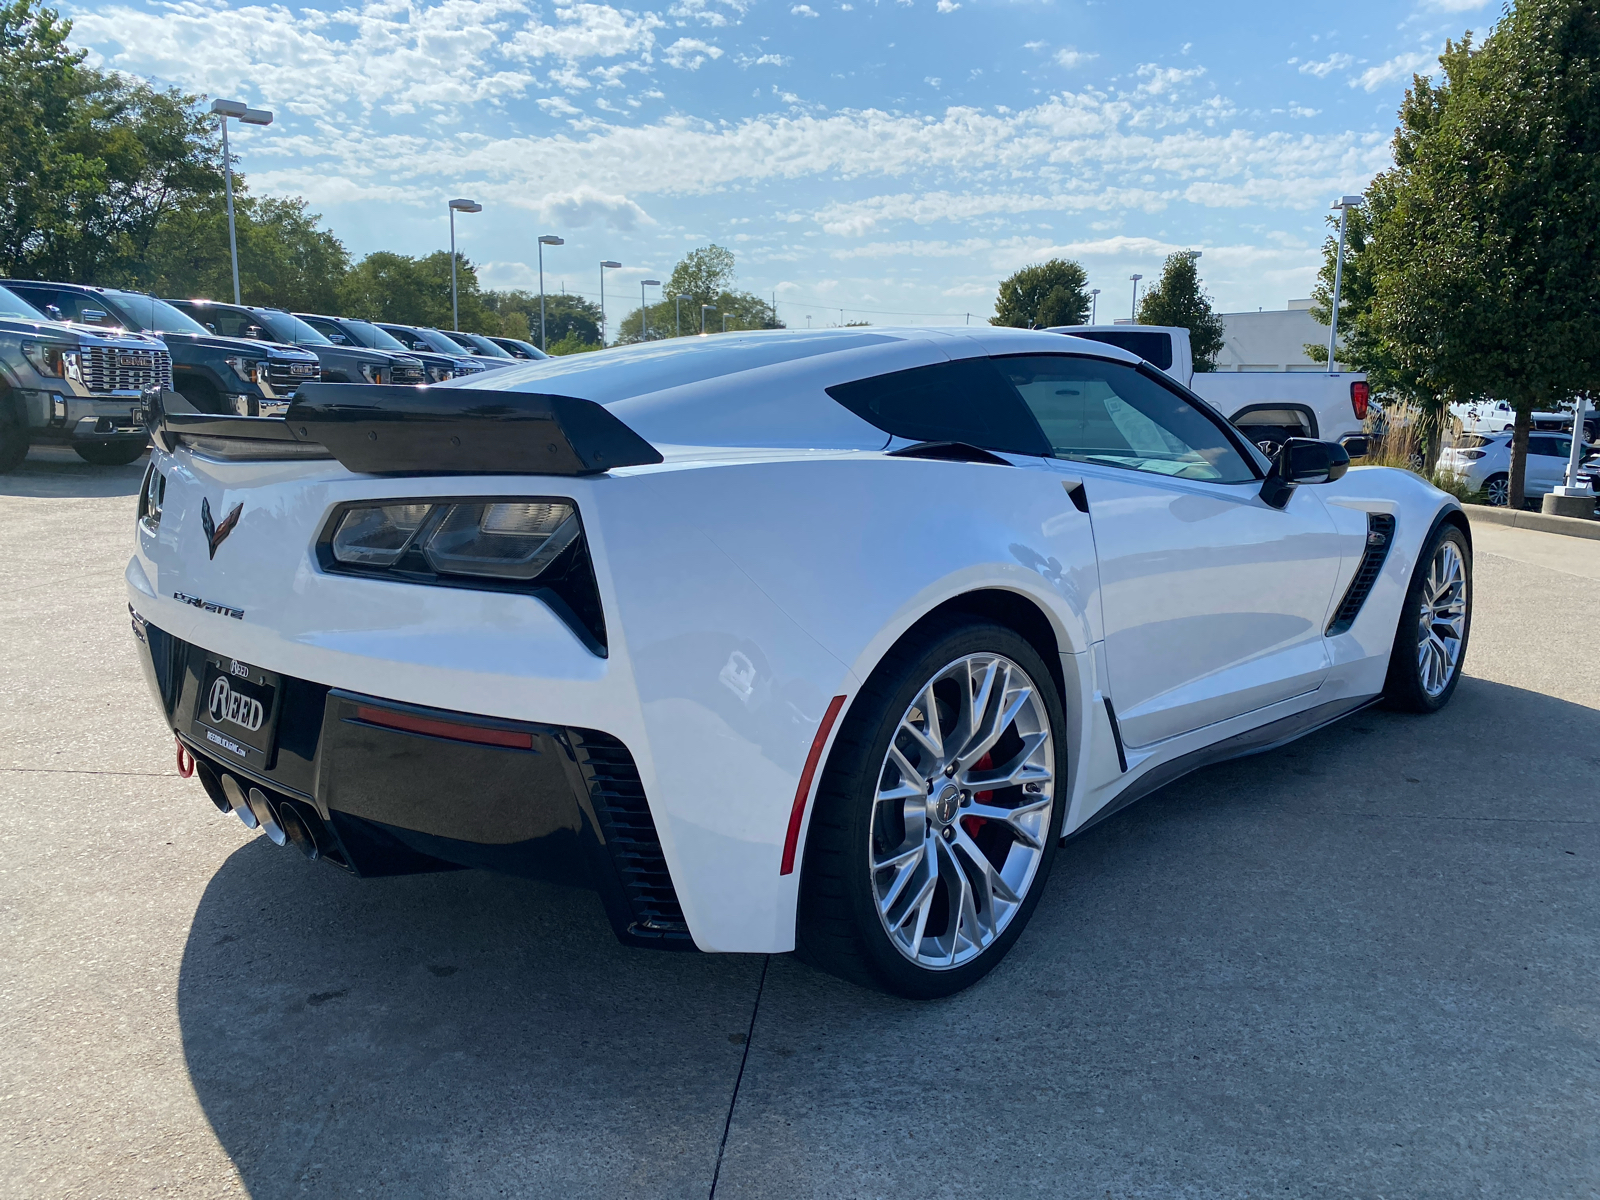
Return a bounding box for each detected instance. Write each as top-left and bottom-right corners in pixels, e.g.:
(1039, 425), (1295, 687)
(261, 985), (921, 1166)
(447, 325), (1140, 451)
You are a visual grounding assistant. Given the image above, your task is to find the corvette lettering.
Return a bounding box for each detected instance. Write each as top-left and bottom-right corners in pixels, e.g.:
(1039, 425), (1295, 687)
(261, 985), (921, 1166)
(208, 676), (265, 733)
(173, 592), (243, 619)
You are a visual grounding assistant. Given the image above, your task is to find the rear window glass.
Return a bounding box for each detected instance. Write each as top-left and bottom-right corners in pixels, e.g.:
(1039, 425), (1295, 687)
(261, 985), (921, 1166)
(826, 358), (1052, 455)
(1457, 434), (1495, 448)
(1060, 329), (1174, 371)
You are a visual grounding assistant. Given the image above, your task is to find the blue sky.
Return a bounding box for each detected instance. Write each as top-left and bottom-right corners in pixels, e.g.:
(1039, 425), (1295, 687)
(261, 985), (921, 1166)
(73, 0), (1501, 337)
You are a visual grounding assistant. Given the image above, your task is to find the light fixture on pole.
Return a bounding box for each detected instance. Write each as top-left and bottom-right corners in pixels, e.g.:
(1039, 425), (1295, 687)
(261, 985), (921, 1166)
(210, 99), (273, 305)
(675, 295), (686, 337)
(447, 199), (482, 332)
(1089, 288), (1100, 324)
(641, 279), (660, 340)
(1327, 195), (1364, 375)
(700, 304), (715, 335)
(537, 235), (563, 351)
(1129, 274), (1143, 322)
(599, 261), (621, 347)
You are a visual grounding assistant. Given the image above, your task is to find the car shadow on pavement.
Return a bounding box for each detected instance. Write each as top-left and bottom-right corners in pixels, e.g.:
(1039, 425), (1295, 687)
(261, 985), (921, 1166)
(177, 675), (1600, 1199)
(713, 675), (1600, 1198)
(0, 445), (147, 498)
(176, 849), (763, 1200)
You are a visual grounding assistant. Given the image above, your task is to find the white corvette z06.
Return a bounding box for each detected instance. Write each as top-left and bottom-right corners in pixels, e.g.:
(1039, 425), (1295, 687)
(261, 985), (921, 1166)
(129, 328), (1472, 998)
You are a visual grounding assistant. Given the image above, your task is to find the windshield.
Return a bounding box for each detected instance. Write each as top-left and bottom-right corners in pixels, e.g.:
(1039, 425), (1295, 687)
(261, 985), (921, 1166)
(342, 320), (410, 353)
(103, 290), (210, 336)
(445, 330), (514, 358)
(254, 310), (332, 345)
(0, 285), (45, 320)
(385, 326), (464, 355)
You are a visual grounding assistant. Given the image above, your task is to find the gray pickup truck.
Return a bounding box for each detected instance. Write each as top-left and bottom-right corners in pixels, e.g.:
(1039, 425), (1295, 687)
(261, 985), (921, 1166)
(0, 283), (173, 470)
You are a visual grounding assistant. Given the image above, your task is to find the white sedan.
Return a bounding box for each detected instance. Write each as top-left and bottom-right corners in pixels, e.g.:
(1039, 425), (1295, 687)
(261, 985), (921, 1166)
(129, 328), (1472, 998)
(1441, 430), (1596, 506)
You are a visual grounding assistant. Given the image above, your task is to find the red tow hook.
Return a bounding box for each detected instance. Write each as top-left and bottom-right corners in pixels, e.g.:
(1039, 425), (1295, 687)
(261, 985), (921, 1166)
(175, 737), (195, 779)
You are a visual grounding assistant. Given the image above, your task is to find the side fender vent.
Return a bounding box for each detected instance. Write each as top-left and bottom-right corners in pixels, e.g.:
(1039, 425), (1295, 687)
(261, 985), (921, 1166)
(1327, 513), (1397, 636)
(569, 729), (694, 948)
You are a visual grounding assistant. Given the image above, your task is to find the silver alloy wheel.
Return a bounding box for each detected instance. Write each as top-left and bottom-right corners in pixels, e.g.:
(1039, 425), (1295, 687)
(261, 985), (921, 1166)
(869, 653), (1055, 970)
(1416, 539), (1467, 697)
(1485, 476), (1509, 506)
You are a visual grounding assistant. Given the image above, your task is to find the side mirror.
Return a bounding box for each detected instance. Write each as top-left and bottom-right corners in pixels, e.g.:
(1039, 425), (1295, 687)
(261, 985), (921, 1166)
(1260, 438), (1350, 509)
(81, 307), (107, 324)
(328, 333), (348, 344)
(45, 304), (64, 321)
(1338, 434), (1370, 460)
(205, 323), (217, 333)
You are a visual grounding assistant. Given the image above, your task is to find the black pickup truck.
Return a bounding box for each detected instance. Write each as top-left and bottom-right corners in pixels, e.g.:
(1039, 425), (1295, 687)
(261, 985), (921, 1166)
(169, 300), (424, 388)
(1, 281), (320, 415)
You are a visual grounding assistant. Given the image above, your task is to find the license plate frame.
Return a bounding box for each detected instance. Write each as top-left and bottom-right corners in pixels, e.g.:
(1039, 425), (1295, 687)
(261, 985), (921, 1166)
(191, 654), (281, 769)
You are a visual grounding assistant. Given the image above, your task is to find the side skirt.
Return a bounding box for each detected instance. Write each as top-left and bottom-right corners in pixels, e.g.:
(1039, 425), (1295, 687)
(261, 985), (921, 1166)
(1061, 693), (1381, 844)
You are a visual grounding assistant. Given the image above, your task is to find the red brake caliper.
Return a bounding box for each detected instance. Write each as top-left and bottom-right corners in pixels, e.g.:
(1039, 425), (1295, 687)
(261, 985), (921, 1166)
(959, 753), (994, 841)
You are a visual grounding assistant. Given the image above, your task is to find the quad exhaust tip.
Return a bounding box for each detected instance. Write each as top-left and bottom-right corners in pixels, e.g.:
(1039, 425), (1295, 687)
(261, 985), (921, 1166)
(213, 769), (325, 860)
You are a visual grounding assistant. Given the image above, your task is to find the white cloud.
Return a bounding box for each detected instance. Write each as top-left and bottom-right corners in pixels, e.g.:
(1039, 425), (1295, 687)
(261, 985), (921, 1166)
(936, 0), (958, 12)
(790, 3), (819, 14)
(70, 0), (666, 113)
(662, 37), (724, 69)
(1297, 52), (1353, 78)
(1353, 50), (1436, 92)
(540, 185), (654, 229)
(1134, 63), (1205, 96)
(1054, 48), (1096, 68)
(1022, 40), (1046, 51)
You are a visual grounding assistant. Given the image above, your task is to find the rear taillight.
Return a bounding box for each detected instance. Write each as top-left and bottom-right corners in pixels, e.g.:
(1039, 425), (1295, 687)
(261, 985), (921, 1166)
(1350, 380), (1370, 421)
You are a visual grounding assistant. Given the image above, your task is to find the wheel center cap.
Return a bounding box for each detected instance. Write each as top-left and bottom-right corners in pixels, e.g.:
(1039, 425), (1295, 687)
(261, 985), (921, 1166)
(934, 784), (960, 825)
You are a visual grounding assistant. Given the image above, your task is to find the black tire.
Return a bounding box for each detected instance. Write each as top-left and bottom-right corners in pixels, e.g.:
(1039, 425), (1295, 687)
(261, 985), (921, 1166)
(1483, 473), (1509, 507)
(0, 387), (28, 473)
(797, 618), (1068, 999)
(1383, 522), (1472, 714)
(72, 438), (148, 466)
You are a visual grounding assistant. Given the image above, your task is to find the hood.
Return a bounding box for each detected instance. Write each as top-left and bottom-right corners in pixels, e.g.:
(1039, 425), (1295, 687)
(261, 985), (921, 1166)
(0, 314), (167, 350)
(158, 330), (319, 360)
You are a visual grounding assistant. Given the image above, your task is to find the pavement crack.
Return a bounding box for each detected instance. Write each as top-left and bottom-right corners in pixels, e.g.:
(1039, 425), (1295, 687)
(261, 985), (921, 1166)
(709, 953), (769, 1200)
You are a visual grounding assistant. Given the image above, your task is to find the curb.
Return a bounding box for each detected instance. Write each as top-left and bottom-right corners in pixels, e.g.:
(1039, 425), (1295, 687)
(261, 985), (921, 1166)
(1464, 504), (1600, 541)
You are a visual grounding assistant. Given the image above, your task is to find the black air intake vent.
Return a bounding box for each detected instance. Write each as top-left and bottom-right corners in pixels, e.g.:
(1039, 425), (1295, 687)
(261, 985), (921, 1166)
(1327, 512), (1397, 636)
(569, 729), (692, 946)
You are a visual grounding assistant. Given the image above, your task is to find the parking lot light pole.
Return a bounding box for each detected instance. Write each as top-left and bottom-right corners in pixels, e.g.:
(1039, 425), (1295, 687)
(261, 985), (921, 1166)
(675, 295), (686, 337)
(599, 261), (621, 347)
(537, 235), (563, 350)
(1327, 195), (1365, 374)
(1089, 288), (1100, 323)
(700, 304), (715, 335)
(447, 199), (482, 332)
(641, 279), (659, 340)
(1129, 275), (1142, 322)
(210, 99), (273, 305)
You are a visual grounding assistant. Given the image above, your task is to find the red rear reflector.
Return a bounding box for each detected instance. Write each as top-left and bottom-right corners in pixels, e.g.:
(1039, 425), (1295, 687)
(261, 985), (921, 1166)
(355, 704), (534, 749)
(1350, 380), (1370, 421)
(780, 694), (848, 875)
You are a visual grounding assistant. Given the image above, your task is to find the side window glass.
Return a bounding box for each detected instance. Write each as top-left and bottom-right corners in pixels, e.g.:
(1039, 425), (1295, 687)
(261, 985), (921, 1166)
(826, 358), (1051, 455)
(210, 310), (255, 338)
(997, 355), (1256, 483)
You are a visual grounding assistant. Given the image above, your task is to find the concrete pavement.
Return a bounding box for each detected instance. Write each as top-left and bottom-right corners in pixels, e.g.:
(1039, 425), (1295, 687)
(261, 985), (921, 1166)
(2, 447), (1597, 1198)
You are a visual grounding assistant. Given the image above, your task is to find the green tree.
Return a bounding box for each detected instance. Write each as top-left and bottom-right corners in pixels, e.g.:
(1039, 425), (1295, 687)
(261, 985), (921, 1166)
(1325, 3), (1600, 504)
(990, 259), (1090, 329)
(0, 1), (223, 283)
(143, 193), (348, 311)
(1136, 252), (1227, 371)
(482, 288), (600, 347)
(616, 244), (781, 342)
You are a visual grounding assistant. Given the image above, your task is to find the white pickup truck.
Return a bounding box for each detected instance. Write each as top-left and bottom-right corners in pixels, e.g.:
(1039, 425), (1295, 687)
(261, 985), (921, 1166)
(1049, 324), (1370, 455)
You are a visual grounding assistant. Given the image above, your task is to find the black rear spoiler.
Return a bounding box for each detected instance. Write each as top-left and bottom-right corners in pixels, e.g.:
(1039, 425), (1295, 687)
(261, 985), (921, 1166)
(141, 384), (664, 475)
